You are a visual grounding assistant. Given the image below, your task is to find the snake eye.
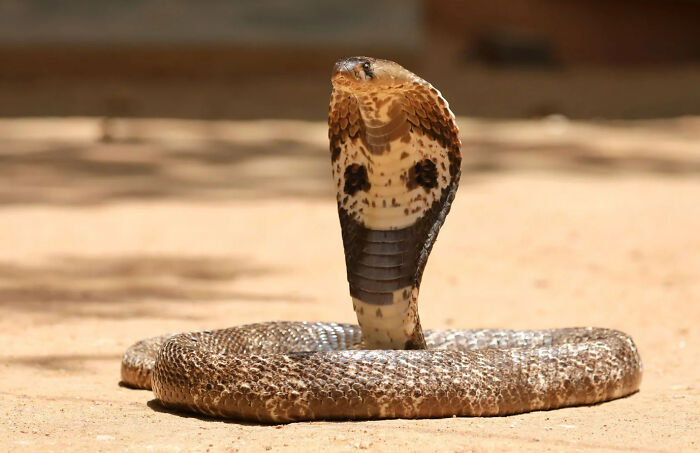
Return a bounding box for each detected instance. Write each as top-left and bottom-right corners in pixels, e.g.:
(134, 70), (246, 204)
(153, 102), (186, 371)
(361, 61), (373, 79)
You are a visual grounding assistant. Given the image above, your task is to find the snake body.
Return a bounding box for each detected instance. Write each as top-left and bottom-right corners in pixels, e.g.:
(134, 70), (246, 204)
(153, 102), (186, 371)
(121, 57), (642, 423)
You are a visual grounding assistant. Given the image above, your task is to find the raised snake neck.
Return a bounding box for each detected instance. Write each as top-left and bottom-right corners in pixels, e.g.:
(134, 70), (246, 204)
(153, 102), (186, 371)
(329, 56), (461, 350)
(121, 57), (642, 423)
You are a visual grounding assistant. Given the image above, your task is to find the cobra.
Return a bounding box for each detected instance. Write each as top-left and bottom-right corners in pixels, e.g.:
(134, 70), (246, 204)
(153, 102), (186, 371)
(121, 57), (642, 422)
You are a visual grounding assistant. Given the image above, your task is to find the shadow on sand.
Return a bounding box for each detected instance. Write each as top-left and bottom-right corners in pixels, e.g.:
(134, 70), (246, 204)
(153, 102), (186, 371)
(0, 255), (302, 321)
(1, 120), (699, 206)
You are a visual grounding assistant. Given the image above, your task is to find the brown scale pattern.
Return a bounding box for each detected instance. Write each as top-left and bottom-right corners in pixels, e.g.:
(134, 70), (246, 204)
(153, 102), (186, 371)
(329, 93), (365, 162)
(122, 322), (642, 423)
(400, 88), (461, 177)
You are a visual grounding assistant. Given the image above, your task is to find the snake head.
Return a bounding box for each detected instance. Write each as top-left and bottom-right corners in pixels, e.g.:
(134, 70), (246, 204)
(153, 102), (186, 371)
(332, 57), (421, 91)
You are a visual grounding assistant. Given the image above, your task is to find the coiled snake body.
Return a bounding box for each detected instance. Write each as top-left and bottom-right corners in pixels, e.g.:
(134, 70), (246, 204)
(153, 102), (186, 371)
(121, 57), (642, 423)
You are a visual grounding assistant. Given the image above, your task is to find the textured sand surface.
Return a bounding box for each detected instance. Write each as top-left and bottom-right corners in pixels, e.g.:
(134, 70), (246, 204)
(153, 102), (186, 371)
(0, 118), (698, 452)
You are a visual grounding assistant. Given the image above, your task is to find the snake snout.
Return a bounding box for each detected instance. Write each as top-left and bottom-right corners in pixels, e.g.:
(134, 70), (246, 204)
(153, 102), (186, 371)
(332, 57), (375, 84)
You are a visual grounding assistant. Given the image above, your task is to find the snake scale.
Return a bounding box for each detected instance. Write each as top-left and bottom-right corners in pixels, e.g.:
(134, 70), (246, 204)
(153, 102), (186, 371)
(121, 57), (642, 423)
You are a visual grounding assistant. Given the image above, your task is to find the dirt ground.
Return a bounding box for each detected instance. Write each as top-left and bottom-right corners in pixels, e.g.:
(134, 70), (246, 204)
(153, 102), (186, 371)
(0, 117), (698, 452)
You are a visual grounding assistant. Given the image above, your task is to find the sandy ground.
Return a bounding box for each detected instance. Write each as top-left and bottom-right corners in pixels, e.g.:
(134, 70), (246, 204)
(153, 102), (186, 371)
(0, 117), (698, 452)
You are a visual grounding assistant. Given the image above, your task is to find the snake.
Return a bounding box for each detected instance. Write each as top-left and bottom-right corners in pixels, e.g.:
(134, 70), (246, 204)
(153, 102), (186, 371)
(121, 57), (643, 423)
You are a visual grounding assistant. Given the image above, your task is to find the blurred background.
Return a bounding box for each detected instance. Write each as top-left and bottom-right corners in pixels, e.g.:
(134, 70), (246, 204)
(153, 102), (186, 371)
(1, 0), (699, 119)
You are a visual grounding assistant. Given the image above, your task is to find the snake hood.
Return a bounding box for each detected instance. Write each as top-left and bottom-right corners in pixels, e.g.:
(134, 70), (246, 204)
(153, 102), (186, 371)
(329, 57), (462, 350)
